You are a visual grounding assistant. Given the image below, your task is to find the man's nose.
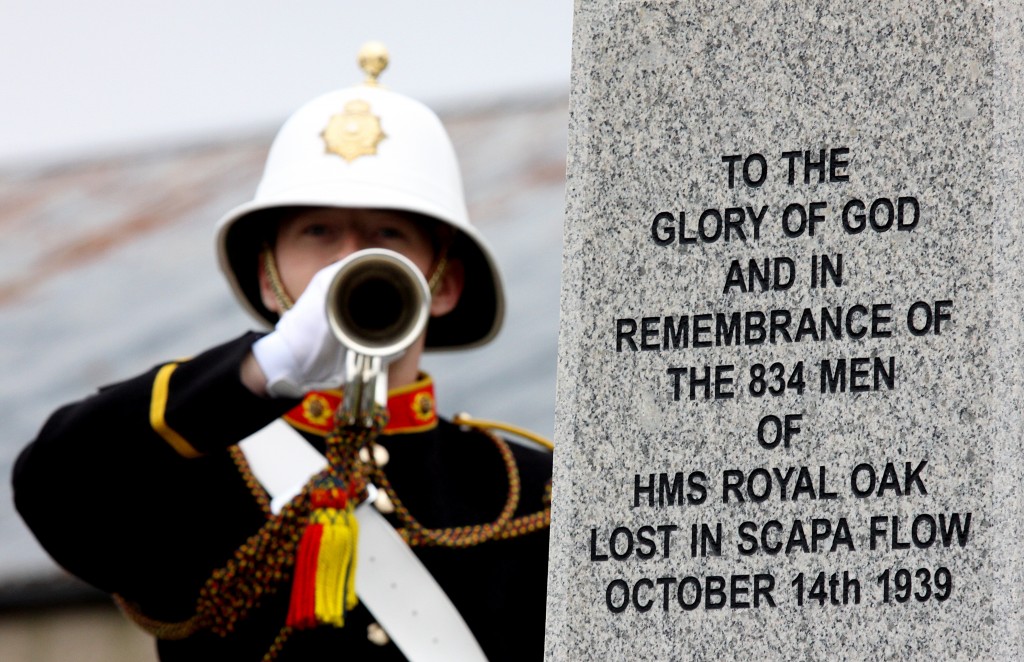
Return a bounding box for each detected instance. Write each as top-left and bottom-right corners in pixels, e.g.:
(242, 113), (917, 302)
(333, 232), (368, 260)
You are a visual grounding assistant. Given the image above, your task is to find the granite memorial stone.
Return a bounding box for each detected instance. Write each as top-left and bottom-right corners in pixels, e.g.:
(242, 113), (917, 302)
(547, 1), (1024, 658)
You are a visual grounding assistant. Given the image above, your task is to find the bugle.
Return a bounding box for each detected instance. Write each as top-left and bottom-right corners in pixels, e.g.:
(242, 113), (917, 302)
(325, 249), (430, 426)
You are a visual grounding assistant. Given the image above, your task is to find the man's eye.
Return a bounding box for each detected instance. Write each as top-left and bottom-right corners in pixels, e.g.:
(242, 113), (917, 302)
(302, 224), (330, 237)
(377, 227), (404, 240)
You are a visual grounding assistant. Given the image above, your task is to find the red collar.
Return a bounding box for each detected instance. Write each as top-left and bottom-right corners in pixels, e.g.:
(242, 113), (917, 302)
(283, 374), (438, 436)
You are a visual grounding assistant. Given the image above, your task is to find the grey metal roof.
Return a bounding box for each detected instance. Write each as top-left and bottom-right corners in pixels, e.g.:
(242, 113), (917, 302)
(0, 95), (568, 592)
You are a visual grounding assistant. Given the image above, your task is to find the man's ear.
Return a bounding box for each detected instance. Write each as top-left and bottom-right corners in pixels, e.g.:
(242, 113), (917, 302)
(257, 254), (283, 315)
(429, 258), (464, 317)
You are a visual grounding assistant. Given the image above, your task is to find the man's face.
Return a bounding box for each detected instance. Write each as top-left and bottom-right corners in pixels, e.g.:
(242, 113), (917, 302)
(258, 207), (462, 317)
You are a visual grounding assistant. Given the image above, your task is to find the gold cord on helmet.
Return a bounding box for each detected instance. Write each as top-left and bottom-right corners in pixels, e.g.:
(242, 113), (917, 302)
(427, 244), (450, 296)
(262, 243), (296, 313)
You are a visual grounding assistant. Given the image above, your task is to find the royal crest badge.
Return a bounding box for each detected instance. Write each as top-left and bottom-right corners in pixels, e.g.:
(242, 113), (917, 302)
(412, 391), (435, 423)
(321, 99), (386, 162)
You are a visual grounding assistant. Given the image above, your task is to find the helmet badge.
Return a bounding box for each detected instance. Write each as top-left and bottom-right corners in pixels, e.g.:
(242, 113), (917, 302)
(321, 99), (386, 163)
(320, 41), (391, 163)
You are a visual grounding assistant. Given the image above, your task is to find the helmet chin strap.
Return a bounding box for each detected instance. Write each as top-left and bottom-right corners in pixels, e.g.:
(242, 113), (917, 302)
(262, 243), (296, 313)
(426, 243), (449, 296)
(261, 241), (450, 318)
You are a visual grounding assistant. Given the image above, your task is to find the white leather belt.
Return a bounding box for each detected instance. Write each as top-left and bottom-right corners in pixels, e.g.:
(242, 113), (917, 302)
(239, 419), (488, 662)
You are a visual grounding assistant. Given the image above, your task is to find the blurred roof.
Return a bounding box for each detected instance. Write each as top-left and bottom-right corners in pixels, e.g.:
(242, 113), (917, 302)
(0, 93), (568, 602)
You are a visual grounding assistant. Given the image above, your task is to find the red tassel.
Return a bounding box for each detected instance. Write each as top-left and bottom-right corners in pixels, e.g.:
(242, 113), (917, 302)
(286, 479), (364, 630)
(286, 522), (323, 629)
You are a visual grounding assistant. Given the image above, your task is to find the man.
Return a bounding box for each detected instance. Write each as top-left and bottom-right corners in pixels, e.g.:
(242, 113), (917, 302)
(13, 43), (552, 661)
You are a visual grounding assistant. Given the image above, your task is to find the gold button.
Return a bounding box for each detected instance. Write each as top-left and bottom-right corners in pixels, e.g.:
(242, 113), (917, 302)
(358, 443), (390, 468)
(367, 622), (390, 646)
(374, 488), (395, 514)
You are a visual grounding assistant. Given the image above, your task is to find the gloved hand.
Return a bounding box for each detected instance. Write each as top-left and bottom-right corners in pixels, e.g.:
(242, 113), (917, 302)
(251, 261), (347, 398)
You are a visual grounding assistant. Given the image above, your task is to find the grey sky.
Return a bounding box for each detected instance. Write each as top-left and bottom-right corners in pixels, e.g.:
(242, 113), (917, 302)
(1, 1), (573, 165)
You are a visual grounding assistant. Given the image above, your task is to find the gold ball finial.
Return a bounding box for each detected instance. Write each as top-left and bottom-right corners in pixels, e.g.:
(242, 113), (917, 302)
(358, 41), (389, 86)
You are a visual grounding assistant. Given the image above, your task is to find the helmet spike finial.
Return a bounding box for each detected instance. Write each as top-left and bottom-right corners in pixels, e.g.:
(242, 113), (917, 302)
(358, 41), (389, 87)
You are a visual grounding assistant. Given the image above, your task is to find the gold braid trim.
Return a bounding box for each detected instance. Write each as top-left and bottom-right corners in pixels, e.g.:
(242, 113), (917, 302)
(261, 242), (294, 312)
(115, 414), (551, 644)
(114, 594), (202, 640)
(426, 243), (449, 295)
(369, 425), (552, 549)
(262, 625), (293, 662)
(452, 412), (554, 451)
(113, 418), (385, 642)
(229, 445), (273, 515)
(114, 486), (312, 640)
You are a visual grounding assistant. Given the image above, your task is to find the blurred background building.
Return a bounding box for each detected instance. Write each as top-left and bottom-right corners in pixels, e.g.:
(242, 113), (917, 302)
(0, 2), (571, 659)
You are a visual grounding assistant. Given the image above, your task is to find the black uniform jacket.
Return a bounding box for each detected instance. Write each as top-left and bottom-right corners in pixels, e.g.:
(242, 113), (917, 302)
(13, 333), (552, 661)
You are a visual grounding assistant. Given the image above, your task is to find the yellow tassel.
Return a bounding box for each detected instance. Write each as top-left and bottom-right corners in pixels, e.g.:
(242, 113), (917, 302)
(344, 508), (359, 611)
(313, 507), (358, 626)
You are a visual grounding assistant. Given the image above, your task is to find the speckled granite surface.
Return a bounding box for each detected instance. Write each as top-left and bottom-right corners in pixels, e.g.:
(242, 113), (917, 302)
(547, 1), (1023, 658)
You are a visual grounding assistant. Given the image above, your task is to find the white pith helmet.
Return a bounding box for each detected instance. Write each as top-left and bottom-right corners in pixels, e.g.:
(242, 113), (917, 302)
(215, 42), (504, 351)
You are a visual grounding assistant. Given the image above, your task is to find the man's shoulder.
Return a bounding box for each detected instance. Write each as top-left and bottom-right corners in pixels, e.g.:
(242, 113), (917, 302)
(436, 416), (551, 463)
(435, 415), (552, 497)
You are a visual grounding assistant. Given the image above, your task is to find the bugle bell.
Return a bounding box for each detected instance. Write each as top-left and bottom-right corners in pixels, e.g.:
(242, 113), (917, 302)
(325, 249), (431, 426)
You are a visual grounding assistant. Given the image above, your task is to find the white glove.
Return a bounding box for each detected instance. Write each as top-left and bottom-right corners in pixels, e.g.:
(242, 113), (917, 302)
(251, 262), (347, 398)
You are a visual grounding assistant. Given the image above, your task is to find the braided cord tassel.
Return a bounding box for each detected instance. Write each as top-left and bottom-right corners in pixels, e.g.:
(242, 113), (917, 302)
(285, 406), (387, 630)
